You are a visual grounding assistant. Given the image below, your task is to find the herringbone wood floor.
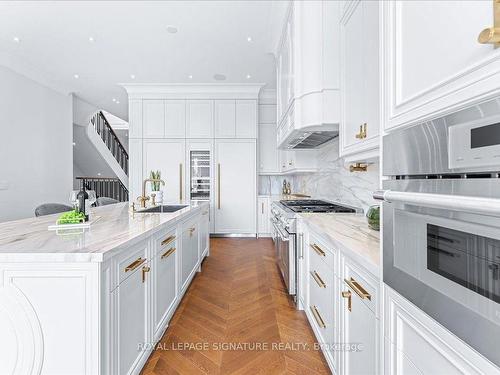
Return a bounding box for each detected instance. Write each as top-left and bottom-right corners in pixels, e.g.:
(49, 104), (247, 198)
(141, 238), (331, 375)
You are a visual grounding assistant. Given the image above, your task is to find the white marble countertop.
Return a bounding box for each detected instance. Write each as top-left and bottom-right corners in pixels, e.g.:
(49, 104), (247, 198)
(0, 201), (208, 262)
(299, 213), (380, 276)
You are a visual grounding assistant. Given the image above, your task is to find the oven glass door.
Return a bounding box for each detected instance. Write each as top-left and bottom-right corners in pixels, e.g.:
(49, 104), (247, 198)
(384, 189), (500, 367)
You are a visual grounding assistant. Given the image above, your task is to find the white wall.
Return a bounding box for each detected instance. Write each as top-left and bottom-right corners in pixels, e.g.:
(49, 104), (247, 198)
(0, 66), (72, 222)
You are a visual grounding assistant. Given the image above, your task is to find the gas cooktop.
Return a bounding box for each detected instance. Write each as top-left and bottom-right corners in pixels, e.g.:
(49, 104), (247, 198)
(279, 200), (357, 213)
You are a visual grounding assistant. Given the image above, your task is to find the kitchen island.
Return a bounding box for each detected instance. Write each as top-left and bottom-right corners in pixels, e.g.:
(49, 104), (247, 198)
(0, 201), (210, 375)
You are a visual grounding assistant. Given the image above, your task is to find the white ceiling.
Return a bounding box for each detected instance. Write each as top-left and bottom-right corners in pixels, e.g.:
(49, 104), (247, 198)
(0, 1), (286, 120)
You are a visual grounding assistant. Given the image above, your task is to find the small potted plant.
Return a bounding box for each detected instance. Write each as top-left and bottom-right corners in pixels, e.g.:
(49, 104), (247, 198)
(150, 170), (163, 204)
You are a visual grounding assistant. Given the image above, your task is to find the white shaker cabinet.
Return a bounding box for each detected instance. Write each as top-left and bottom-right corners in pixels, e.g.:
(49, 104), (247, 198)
(215, 100), (236, 138)
(257, 196), (270, 236)
(180, 217), (199, 291)
(199, 208), (210, 258)
(129, 99), (143, 139)
(116, 260), (149, 375)
(215, 99), (257, 139)
(235, 100), (257, 138)
(152, 231), (177, 342)
(381, 1), (500, 131)
(215, 139), (256, 234)
(385, 286), (500, 375)
(340, 0), (380, 161)
(258, 124), (279, 174)
(165, 100), (186, 138)
(340, 259), (379, 375)
(143, 139), (186, 203)
(143, 100), (165, 138)
(187, 100), (214, 138)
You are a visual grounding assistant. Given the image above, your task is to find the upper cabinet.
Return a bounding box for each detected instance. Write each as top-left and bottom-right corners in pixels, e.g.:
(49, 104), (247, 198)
(381, 1), (500, 132)
(142, 99), (186, 138)
(214, 99), (257, 138)
(275, 1), (341, 149)
(187, 100), (214, 138)
(340, 0), (380, 161)
(215, 100), (236, 138)
(165, 100), (186, 138)
(235, 100), (257, 138)
(143, 99), (165, 138)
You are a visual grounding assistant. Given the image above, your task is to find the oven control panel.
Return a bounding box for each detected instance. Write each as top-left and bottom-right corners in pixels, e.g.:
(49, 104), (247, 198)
(449, 114), (500, 171)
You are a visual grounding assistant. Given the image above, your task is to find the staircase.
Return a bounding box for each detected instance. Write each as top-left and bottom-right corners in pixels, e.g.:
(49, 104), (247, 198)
(76, 176), (129, 202)
(90, 111), (129, 176)
(73, 106), (129, 202)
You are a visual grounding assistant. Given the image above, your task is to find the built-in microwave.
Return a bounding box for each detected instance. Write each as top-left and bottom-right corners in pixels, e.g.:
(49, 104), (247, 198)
(376, 98), (500, 367)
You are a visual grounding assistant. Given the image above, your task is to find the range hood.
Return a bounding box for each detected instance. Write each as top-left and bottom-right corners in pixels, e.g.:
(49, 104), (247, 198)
(286, 129), (338, 149)
(279, 122), (339, 149)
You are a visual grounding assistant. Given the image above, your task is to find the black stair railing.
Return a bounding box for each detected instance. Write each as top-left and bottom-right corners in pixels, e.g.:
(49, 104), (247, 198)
(90, 111), (129, 175)
(76, 176), (129, 202)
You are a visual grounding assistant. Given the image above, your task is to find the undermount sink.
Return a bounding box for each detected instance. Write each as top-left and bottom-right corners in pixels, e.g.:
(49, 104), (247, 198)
(137, 205), (187, 213)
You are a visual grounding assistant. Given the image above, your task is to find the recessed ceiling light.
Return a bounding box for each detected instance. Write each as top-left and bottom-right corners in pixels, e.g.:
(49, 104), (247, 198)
(166, 25), (178, 34)
(214, 74), (226, 81)
(130, 74), (136, 79)
(188, 75), (193, 79)
(116, 100), (120, 104)
(88, 36), (95, 43)
(246, 74), (252, 79)
(72, 142), (76, 146)
(112, 98), (116, 102)
(97, 173), (101, 176)
(12, 36), (20, 43)
(247, 36), (252, 42)
(73, 74), (79, 79)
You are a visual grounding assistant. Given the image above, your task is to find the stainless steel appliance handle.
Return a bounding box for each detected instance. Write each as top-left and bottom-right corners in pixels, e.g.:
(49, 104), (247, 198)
(298, 233), (304, 259)
(373, 189), (500, 217)
(272, 222), (289, 242)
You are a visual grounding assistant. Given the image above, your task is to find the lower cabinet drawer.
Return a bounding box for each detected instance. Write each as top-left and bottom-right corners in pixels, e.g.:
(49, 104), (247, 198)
(309, 268), (335, 346)
(309, 233), (336, 272)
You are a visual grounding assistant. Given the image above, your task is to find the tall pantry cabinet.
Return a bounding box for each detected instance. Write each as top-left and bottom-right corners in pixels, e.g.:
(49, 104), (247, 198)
(125, 84), (261, 236)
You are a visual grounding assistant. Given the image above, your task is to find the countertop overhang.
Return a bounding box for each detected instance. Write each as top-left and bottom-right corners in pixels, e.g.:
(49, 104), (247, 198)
(0, 201), (209, 262)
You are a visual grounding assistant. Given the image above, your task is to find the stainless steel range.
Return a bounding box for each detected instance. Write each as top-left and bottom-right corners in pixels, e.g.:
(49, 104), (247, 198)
(271, 199), (359, 304)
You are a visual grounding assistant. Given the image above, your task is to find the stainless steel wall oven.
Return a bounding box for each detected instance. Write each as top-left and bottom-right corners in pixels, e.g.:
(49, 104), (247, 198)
(375, 101), (500, 367)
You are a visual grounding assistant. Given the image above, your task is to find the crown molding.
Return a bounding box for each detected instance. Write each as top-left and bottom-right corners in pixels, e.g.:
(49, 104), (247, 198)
(121, 83), (265, 100)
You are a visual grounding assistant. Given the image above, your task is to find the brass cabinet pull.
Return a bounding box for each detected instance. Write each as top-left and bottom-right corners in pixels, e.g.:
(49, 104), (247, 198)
(345, 277), (372, 300)
(142, 266), (150, 283)
(125, 257), (146, 272)
(179, 163), (183, 201)
(478, 0), (500, 47)
(310, 243), (326, 257)
(217, 163), (221, 209)
(161, 247), (176, 259)
(355, 124), (364, 139)
(189, 227), (196, 237)
(310, 305), (326, 328)
(161, 235), (176, 246)
(355, 123), (367, 139)
(342, 290), (352, 312)
(311, 270), (327, 288)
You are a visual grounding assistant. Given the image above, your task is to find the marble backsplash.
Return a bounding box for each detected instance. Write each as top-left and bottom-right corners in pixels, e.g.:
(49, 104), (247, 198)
(259, 139), (380, 212)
